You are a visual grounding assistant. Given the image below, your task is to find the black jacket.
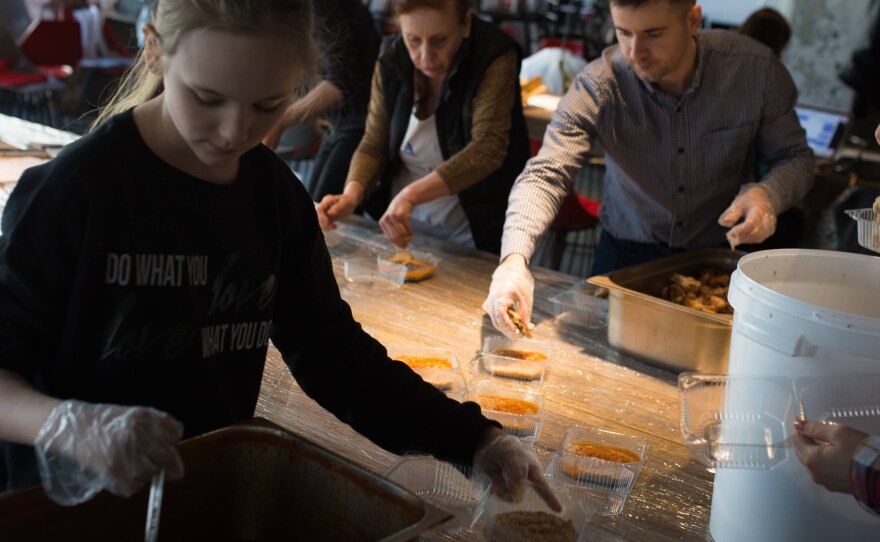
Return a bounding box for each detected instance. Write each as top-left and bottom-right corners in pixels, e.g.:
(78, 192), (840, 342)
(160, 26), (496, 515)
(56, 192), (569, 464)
(363, 17), (530, 254)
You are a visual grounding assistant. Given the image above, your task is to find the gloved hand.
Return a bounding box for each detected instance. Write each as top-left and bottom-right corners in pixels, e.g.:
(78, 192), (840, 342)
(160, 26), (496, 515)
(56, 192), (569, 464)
(316, 182), (364, 231)
(473, 430), (562, 512)
(718, 183), (777, 249)
(482, 255), (534, 339)
(34, 400), (184, 506)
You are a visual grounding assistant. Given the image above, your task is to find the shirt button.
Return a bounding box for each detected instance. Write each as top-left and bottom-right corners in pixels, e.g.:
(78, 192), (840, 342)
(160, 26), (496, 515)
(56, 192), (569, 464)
(677, 148), (684, 154)
(676, 221), (684, 227)
(678, 186), (685, 192)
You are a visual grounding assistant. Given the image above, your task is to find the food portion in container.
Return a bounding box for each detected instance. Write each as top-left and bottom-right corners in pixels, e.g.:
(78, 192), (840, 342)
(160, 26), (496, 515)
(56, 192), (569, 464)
(388, 251), (437, 281)
(470, 379), (544, 440)
(558, 426), (648, 493)
(661, 269), (733, 314)
(477, 336), (552, 383)
(398, 355), (454, 369)
(481, 478), (592, 542)
(490, 511), (577, 542)
(478, 353), (547, 382)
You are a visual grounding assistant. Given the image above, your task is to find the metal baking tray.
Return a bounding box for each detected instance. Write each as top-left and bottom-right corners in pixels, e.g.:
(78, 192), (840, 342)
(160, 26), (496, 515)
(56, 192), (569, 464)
(588, 248), (745, 373)
(0, 418), (449, 541)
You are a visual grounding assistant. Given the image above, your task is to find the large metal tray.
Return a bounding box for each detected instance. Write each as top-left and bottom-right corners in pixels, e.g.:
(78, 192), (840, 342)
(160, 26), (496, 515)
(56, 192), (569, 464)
(0, 418), (449, 542)
(588, 248), (744, 373)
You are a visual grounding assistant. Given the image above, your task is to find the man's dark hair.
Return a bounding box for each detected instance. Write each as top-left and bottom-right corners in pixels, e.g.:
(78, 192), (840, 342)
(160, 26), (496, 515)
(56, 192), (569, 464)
(609, 0), (695, 8)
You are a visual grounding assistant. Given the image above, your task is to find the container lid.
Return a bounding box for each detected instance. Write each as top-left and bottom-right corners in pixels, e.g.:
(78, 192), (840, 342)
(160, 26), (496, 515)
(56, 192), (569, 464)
(678, 373), (796, 470)
(385, 455), (490, 534)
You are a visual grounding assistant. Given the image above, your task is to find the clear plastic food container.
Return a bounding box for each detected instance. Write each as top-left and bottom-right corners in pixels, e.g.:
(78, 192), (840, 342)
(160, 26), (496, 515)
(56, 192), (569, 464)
(412, 368), (468, 402)
(482, 336), (552, 362)
(343, 256), (406, 289)
(480, 478), (595, 542)
(795, 373), (880, 435)
(377, 249), (441, 282)
(384, 454), (490, 534)
(845, 209), (880, 253)
(469, 379), (544, 442)
(548, 284), (608, 330)
(543, 453), (632, 518)
(560, 426), (647, 489)
(678, 373), (796, 470)
(476, 351), (550, 384)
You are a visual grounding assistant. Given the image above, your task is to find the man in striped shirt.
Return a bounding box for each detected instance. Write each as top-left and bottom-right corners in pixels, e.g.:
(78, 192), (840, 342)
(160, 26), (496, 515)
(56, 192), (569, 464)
(484, 0), (813, 338)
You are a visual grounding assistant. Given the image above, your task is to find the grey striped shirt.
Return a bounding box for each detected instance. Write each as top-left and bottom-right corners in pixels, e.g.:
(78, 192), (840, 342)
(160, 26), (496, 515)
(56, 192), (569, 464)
(502, 30), (814, 262)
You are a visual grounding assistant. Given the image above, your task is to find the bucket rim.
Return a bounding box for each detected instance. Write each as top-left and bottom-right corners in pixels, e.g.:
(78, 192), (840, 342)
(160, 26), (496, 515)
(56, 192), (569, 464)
(732, 249), (880, 333)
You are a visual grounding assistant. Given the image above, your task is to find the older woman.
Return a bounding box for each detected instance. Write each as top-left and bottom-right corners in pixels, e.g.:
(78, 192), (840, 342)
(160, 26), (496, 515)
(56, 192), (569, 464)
(316, 0), (529, 253)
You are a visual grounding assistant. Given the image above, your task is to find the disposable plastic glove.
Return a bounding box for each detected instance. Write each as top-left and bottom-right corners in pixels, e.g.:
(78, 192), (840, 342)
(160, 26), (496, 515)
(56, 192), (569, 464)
(34, 400), (184, 506)
(717, 183), (777, 249)
(482, 255), (534, 339)
(473, 432), (562, 512)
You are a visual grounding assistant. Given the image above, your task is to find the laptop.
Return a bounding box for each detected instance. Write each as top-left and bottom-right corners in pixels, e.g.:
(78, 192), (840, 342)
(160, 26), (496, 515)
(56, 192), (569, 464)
(794, 103), (852, 160)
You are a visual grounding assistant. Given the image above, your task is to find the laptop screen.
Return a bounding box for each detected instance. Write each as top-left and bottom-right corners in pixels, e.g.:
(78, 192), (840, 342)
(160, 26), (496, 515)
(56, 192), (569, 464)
(795, 104), (851, 159)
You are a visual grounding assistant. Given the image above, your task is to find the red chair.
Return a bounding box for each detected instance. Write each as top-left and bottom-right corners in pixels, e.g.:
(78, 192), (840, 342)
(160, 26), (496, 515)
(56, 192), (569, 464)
(530, 136), (601, 270)
(19, 18), (83, 79)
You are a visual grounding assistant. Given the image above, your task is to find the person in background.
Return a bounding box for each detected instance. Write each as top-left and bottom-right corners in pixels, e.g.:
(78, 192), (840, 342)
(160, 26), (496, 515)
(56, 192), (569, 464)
(315, 0), (529, 253)
(262, 0), (380, 203)
(738, 7), (791, 58)
(483, 0), (813, 339)
(0, 0), (558, 511)
(738, 7), (805, 250)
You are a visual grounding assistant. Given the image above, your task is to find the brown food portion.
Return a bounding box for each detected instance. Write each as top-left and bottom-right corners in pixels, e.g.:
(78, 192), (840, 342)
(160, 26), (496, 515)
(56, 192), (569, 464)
(493, 348), (547, 361)
(506, 307), (532, 338)
(389, 252), (436, 281)
(491, 511), (577, 542)
(661, 269), (733, 314)
(476, 395), (540, 415)
(397, 355), (453, 369)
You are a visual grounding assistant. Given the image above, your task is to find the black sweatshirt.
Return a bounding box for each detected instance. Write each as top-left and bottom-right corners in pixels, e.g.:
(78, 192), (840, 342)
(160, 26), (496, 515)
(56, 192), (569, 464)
(0, 110), (495, 491)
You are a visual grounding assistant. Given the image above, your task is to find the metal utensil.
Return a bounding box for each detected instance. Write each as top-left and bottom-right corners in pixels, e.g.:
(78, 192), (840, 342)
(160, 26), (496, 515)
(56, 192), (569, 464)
(145, 470), (165, 542)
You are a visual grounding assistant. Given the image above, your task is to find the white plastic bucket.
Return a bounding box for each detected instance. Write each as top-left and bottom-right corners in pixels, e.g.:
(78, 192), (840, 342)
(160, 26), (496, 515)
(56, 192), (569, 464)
(710, 249), (880, 542)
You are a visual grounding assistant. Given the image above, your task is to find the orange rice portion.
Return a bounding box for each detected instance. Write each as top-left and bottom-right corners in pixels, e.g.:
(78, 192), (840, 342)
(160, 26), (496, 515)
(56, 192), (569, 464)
(566, 441), (640, 463)
(492, 348), (548, 362)
(476, 395), (540, 415)
(398, 355), (453, 369)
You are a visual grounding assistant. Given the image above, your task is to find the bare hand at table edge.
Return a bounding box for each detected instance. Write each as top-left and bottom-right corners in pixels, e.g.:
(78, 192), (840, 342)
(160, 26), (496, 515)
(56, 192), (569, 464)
(793, 418), (868, 494)
(718, 183), (776, 249)
(379, 192), (416, 248)
(474, 427), (562, 512)
(482, 254), (535, 339)
(316, 182), (364, 230)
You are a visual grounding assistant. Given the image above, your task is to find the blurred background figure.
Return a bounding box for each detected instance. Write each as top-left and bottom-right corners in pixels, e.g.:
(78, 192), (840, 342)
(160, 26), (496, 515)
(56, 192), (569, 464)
(263, 0), (380, 203)
(738, 7), (791, 58)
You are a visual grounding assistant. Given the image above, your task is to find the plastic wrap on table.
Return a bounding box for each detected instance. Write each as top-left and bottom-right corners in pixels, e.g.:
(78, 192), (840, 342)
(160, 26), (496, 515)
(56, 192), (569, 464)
(256, 216), (720, 540)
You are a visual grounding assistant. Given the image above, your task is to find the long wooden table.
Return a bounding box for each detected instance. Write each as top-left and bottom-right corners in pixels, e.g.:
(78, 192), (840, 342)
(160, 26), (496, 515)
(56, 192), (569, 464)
(255, 218), (714, 541)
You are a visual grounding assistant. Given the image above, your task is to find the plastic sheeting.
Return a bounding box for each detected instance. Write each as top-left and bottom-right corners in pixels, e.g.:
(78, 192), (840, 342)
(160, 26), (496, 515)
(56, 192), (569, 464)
(255, 216), (714, 541)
